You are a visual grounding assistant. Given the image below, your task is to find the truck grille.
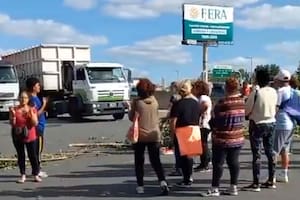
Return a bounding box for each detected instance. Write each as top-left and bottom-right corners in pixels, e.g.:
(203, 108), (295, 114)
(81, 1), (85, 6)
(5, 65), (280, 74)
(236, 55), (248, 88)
(97, 90), (124, 102)
(0, 92), (14, 98)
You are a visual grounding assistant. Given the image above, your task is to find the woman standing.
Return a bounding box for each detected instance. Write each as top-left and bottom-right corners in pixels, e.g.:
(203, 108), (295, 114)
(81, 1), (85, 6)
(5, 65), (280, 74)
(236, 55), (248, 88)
(170, 80), (201, 187)
(128, 78), (169, 195)
(202, 77), (245, 197)
(192, 80), (212, 172)
(9, 91), (41, 183)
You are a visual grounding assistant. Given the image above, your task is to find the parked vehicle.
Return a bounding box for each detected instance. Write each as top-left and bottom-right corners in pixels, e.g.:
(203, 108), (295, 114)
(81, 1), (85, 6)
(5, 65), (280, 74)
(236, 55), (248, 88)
(0, 61), (19, 119)
(1, 44), (132, 120)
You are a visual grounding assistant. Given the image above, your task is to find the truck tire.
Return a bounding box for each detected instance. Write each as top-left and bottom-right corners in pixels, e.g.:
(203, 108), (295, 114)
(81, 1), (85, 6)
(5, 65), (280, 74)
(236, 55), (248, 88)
(113, 113), (125, 120)
(68, 97), (82, 121)
(47, 104), (57, 118)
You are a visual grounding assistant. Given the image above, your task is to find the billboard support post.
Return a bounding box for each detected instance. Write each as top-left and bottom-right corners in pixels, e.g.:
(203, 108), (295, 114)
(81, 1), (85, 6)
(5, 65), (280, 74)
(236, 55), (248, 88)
(203, 42), (208, 81)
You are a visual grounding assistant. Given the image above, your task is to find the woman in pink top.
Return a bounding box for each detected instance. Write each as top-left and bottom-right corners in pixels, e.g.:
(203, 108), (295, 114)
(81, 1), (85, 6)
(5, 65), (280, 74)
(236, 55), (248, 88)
(9, 91), (41, 183)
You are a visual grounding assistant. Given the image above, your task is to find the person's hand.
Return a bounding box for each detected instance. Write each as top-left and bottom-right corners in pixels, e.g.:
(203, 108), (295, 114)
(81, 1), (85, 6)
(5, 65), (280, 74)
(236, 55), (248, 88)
(43, 97), (49, 106)
(28, 108), (36, 118)
(9, 107), (16, 117)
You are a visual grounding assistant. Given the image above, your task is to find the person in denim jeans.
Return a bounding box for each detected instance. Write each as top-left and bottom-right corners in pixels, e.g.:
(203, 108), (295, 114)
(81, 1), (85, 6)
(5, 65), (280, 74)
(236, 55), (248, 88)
(243, 68), (278, 192)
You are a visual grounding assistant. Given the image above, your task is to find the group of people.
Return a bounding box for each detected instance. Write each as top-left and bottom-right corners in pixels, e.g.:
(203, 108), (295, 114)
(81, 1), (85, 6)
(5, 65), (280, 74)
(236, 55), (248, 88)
(127, 67), (299, 196)
(9, 77), (48, 183)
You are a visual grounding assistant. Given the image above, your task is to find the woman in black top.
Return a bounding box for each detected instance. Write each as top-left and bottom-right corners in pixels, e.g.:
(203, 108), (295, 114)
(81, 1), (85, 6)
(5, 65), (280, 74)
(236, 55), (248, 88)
(170, 80), (201, 187)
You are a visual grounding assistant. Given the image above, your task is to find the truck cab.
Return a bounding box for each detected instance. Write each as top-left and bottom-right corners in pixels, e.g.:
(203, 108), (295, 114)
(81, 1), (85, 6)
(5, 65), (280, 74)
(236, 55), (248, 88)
(0, 62), (19, 118)
(63, 62), (132, 120)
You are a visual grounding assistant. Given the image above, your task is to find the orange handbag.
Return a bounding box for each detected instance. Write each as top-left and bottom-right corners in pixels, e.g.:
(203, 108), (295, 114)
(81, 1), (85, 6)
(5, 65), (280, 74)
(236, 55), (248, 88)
(126, 112), (139, 144)
(175, 125), (202, 156)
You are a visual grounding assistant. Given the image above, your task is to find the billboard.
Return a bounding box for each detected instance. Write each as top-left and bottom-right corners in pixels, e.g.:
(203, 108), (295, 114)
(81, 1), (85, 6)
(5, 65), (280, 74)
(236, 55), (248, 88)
(182, 4), (234, 43)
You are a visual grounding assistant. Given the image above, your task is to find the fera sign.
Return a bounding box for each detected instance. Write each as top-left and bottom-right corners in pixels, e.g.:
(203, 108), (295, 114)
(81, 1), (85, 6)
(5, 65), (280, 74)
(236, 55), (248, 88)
(182, 4), (234, 43)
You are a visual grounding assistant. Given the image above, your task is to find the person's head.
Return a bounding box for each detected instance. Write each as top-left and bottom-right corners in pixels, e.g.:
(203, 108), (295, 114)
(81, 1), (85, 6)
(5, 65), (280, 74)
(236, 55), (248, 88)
(18, 90), (33, 106)
(192, 80), (210, 98)
(225, 77), (240, 95)
(136, 78), (156, 99)
(255, 68), (270, 88)
(178, 79), (192, 97)
(289, 75), (299, 89)
(242, 81), (249, 88)
(170, 81), (178, 94)
(274, 69), (291, 88)
(26, 77), (41, 94)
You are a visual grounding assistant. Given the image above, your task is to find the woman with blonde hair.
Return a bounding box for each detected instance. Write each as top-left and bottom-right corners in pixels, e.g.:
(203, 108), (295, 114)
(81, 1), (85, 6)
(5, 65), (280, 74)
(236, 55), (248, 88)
(170, 80), (201, 187)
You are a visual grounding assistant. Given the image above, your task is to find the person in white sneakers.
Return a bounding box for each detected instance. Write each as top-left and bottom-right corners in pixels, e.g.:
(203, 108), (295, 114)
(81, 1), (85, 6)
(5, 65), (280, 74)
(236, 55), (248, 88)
(273, 69), (295, 183)
(201, 77), (245, 197)
(128, 78), (169, 195)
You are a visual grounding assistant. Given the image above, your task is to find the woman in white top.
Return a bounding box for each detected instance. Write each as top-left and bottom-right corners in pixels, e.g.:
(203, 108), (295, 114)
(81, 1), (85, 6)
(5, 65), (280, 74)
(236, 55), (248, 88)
(192, 80), (213, 172)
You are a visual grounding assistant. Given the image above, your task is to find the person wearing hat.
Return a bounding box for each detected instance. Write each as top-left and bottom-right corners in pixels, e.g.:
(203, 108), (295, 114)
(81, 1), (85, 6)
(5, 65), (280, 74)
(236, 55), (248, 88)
(273, 69), (295, 183)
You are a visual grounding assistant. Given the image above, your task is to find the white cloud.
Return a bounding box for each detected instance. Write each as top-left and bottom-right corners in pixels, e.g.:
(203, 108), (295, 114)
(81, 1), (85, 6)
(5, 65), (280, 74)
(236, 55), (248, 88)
(102, 0), (260, 19)
(212, 56), (269, 71)
(236, 4), (300, 29)
(106, 35), (192, 64)
(0, 13), (108, 45)
(266, 41), (300, 58)
(130, 67), (149, 77)
(63, 0), (98, 10)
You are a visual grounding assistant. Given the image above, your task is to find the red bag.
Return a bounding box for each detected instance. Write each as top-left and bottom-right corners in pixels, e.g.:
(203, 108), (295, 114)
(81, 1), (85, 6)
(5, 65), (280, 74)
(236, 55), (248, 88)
(176, 125), (202, 156)
(126, 112), (139, 144)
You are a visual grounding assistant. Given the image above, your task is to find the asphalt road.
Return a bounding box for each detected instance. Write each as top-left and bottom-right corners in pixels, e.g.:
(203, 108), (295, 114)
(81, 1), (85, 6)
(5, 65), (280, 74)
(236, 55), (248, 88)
(0, 114), (299, 200)
(0, 115), (133, 155)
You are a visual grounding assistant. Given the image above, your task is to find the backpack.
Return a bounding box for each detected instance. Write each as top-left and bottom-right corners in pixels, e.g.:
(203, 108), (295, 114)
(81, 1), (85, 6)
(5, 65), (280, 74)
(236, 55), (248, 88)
(279, 88), (300, 125)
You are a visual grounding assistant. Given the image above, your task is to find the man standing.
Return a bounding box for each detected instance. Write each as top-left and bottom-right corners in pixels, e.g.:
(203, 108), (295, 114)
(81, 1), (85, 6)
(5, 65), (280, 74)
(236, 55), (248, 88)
(26, 77), (48, 178)
(273, 69), (295, 183)
(243, 68), (278, 191)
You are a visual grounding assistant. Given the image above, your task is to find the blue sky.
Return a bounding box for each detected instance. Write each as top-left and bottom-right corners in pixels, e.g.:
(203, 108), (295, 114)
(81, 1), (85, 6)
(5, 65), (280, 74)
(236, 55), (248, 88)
(0, 0), (299, 84)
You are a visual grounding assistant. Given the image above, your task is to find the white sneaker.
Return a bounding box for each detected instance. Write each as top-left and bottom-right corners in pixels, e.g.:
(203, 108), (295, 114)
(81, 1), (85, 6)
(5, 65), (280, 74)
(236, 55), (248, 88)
(200, 188), (220, 197)
(136, 186), (144, 194)
(38, 171), (48, 178)
(276, 172), (288, 183)
(223, 185), (238, 196)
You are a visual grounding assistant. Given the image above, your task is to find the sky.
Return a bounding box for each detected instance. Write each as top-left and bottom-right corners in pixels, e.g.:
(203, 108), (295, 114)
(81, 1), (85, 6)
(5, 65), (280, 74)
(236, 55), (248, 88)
(0, 0), (299, 84)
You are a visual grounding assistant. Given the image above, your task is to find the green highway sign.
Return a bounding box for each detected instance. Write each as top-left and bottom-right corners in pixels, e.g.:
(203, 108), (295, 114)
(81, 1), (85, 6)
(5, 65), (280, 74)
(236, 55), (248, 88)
(212, 68), (233, 78)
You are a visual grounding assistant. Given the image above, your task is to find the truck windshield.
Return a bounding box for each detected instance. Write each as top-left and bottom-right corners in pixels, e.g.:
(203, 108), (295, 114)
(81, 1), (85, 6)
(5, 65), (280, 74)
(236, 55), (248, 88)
(0, 66), (18, 83)
(86, 67), (126, 83)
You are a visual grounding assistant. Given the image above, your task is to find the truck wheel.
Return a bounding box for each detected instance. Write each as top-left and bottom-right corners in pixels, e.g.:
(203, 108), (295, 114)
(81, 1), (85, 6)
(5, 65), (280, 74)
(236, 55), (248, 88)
(113, 113), (125, 120)
(68, 97), (82, 121)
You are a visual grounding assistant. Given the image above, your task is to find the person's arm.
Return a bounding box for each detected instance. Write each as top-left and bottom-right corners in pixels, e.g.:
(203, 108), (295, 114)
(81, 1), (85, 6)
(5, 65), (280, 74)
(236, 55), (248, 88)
(37, 97), (48, 116)
(245, 91), (256, 116)
(128, 99), (137, 121)
(9, 107), (16, 126)
(200, 101), (209, 114)
(169, 101), (179, 138)
(28, 108), (38, 126)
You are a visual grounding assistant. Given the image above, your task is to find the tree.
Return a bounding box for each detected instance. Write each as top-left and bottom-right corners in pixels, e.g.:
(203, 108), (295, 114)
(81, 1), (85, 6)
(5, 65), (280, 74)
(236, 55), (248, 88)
(255, 64), (280, 79)
(238, 68), (251, 82)
(296, 62), (300, 83)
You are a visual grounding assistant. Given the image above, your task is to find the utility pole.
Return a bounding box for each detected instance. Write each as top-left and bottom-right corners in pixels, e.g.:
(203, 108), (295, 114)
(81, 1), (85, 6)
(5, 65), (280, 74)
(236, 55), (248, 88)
(203, 42), (208, 82)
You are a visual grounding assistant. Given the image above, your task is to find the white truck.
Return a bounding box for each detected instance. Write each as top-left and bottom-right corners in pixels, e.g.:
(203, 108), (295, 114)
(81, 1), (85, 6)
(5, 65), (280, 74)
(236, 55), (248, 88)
(1, 44), (131, 120)
(0, 61), (19, 119)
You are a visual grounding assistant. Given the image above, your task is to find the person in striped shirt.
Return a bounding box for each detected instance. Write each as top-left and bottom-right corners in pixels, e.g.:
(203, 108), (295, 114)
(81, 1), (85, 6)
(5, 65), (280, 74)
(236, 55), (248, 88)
(202, 77), (245, 197)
